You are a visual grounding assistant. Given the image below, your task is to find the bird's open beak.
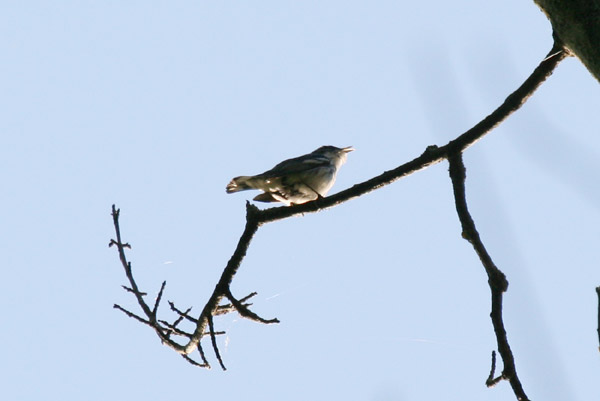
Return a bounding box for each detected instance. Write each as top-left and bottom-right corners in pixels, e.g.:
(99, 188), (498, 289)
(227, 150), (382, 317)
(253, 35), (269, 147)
(342, 146), (355, 153)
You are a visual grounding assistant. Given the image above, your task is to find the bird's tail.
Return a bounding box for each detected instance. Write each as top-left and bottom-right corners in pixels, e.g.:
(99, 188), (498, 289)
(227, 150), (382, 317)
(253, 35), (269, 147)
(226, 176), (254, 193)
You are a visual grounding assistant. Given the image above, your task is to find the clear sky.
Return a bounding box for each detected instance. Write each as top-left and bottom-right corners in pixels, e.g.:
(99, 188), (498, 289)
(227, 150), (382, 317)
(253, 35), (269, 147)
(2, 2), (600, 400)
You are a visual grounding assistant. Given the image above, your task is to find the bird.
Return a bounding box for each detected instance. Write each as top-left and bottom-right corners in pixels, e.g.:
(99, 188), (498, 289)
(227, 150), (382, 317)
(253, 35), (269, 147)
(226, 145), (354, 206)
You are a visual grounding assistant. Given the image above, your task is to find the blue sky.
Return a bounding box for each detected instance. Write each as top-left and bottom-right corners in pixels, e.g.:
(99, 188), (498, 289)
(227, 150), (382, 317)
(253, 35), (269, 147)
(2, 2), (600, 400)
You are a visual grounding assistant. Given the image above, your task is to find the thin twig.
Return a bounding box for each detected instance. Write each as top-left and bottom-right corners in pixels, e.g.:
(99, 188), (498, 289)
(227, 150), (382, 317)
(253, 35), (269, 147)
(216, 292), (258, 315)
(596, 287), (600, 352)
(168, 304), (194, 326)
(113, 304), (152, 326)
(121, 285), (147, 296)
(182, 354), (209, 368)
(486, 350), (504, 387)
(197, 342), (210, 366)
(169, 302), (197, 323)
(207, 314), (226, 371)
(158, 320), (193, 338)
(224, 288), (279, 324)
(152, 281), (167, 319)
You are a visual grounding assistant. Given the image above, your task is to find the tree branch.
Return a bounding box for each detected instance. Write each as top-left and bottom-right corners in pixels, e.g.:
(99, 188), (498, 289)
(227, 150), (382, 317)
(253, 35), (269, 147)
(109, 204), (278, 368)
(110, 39), (567, 401)
(596, 287), (600, 352)
(448, 153), (527, 401)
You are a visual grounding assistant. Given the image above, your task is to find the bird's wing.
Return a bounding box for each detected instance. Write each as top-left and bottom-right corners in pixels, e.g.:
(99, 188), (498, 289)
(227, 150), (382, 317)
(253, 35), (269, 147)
(257, 153), (331, 178)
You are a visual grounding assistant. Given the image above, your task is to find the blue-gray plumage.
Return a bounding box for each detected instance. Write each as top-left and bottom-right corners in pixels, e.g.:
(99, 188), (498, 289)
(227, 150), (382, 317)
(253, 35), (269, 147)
(226, 145), (354, 206)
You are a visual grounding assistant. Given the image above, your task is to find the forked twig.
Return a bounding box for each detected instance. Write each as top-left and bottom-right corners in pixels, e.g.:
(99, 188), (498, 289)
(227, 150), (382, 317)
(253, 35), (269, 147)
(109, 205), (276, 368)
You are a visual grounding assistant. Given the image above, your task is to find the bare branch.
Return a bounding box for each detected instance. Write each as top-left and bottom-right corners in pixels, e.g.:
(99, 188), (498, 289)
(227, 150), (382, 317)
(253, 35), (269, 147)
(253, 41), (568, 225)
(110, 39), (569, 389)
(182, 353), (209, 369)
(448, 153), (528, 401)
(159, 321), (193, 338)
(596, 287), (600, 352)
(486, 351), (504, 387)
(113, 304), (152, 326)
(110, 205), (210, 367)
(224, 288), (279, 324)
(152, 281), (167, 318)
(110, 206), (154, 320)
(197, 342), (210, 367)
(207, 314), (226, 371)
(216, 292), (258, 315)
(121, 285), (147, 296)
(168, 303), (196, 325)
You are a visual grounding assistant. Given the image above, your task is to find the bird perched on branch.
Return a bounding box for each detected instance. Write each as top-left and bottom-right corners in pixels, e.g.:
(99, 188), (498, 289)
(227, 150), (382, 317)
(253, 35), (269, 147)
(226, 145), (354, 206)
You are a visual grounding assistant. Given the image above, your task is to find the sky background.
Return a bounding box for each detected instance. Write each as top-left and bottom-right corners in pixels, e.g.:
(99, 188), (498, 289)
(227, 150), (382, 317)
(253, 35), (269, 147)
(2, 1), (600, 400)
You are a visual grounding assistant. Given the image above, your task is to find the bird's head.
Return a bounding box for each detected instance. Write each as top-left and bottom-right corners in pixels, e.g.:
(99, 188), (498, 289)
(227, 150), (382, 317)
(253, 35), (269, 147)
(312, 145), (354, 166)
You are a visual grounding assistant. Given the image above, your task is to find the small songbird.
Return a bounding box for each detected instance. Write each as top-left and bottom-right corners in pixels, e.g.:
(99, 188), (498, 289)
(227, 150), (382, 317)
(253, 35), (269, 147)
(226, 145), (354, 206)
